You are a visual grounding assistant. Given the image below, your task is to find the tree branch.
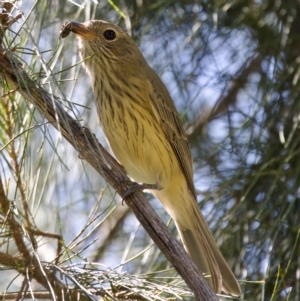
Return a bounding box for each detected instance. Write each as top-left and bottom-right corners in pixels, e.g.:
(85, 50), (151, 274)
(189, 54), (262, 136)
(0, 47), (218, 301)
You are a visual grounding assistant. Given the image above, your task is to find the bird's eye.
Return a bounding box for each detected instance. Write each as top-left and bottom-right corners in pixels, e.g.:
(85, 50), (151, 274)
(103, 30), (116, 40)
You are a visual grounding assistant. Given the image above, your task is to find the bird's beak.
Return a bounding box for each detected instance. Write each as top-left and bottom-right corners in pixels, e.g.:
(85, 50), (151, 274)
(67, 22), (97, 39)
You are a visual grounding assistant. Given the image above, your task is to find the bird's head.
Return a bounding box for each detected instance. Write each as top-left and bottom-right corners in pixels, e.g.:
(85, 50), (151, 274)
(61, 20), (141, 65)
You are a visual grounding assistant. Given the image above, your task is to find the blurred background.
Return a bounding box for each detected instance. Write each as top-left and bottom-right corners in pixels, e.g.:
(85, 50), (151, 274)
(0, 0), (299, 300)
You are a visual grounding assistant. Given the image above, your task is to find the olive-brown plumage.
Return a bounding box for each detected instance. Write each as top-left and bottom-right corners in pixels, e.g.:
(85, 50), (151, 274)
(62, 20), (241, 296)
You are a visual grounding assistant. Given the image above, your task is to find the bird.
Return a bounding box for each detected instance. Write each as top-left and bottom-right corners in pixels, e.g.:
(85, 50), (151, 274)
(61, 20), (241, 296)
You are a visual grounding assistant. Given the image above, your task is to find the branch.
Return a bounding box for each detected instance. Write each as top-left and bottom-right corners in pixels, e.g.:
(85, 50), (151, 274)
(0, 49), (218, 301)
(189, 54), (262, 135)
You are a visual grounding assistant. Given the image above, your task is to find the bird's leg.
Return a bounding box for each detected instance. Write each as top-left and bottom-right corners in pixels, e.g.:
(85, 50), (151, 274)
(121, 181), (162, 204)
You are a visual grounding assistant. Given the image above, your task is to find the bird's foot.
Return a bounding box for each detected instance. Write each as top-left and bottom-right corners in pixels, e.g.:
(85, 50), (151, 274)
(121, 181), (162, 205)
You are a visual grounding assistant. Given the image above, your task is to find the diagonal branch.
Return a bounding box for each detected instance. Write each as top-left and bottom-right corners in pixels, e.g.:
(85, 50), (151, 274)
(189, 54), (262, 136)
(0, 49), (218, 301)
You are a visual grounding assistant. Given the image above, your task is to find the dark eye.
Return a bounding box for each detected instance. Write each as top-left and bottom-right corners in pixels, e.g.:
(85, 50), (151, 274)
(104, 30), (116, 40)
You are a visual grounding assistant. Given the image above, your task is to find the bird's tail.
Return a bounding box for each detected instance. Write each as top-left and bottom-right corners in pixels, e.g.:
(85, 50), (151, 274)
(175, 198), (241, 296)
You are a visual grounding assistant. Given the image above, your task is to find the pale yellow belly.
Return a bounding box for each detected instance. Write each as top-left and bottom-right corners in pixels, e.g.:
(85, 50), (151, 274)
(98, 97), (196, 229)
(99, 101), (176, 189)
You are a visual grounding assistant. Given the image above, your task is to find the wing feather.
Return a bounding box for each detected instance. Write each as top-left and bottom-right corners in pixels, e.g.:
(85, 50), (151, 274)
(148, 71), (196, 198)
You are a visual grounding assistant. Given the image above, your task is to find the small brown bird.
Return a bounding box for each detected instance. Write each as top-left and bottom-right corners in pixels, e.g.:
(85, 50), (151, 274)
(61, 20), (241, 296)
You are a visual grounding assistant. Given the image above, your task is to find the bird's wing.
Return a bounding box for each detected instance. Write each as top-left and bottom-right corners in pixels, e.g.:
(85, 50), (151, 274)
(148, 71), (196, 198)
